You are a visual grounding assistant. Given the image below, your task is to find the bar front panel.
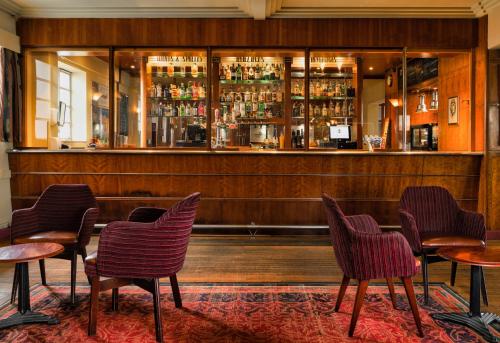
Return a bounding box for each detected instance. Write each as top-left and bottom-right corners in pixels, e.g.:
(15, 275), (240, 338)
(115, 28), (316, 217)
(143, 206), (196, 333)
(8, 151), (482, 227)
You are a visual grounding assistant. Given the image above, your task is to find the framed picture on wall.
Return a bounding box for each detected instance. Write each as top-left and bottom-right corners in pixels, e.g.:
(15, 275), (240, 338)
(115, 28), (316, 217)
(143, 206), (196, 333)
(448, 96), (459, 124)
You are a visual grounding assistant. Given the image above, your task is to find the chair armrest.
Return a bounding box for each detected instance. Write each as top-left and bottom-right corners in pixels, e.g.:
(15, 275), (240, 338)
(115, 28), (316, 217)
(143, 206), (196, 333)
(399, 209), (422, 253)
(350, 230), (419, 280)
(346, 214), (382, 234)
(10, 207), (39, 243)
(77, 207), (99, 247)
(127, 207), (167, 223)
(95, 220), (188, 278)
(456, 209), (486, 241)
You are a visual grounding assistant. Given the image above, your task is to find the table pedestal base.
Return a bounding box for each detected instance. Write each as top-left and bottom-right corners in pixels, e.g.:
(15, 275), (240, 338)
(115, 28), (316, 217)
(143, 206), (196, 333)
(0, 310), (59, 330)
(0, 262), (59, 330)
(432, 312), (500, 343)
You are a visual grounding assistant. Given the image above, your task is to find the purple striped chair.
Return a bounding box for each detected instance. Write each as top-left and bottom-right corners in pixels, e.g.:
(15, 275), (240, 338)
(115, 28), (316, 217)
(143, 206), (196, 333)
(10, 184), (98, 304)
(400, 186), (487, 304)
(84, 192), (200, 343)
(322, 194), (423, 338)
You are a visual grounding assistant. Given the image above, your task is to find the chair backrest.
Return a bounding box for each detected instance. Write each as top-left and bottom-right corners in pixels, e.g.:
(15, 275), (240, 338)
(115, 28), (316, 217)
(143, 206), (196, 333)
(400, 186), (459, 235)
(35, 184), (97, 232)
(151, 192), (201, 275)
(321, 194), (355, 277)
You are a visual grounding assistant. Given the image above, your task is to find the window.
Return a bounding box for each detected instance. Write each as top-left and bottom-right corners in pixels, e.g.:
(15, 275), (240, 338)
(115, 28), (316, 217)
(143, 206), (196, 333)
(35, 59), (50, 139)
(58, 69), (72, 140)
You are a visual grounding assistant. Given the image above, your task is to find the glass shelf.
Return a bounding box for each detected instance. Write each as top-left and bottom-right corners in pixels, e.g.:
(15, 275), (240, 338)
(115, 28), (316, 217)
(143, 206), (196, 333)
(310, 72), (353, 78)
(219, 80), (284, 85)
(150, 72), (207, 79)
(291, 96), (305, 100)
(149, 97), (206, 101)
(309, 96), (355, 100)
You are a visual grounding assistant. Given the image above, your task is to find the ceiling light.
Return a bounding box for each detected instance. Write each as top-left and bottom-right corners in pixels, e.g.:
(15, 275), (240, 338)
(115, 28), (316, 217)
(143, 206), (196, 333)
(389, 98), (400, 107)
(416, 93), (428, 113)
(130, 65), (136, 69)
(369, 66), (374, 71)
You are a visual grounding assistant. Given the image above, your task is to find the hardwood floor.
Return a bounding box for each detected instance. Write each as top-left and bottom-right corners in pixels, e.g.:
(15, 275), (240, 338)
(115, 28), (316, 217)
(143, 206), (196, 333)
(1, 235), (499, 314)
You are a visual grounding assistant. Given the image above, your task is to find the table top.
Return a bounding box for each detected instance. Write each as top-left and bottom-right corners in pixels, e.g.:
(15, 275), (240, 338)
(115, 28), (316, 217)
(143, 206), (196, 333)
(437, 246), (500, 268)
(0, 243), (65, 263)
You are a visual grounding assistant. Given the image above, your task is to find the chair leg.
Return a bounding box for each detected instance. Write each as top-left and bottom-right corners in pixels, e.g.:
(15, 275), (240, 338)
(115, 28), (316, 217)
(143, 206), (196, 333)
(112, 288), (119, 311)
(88, 276), (100, 336)
(335, 275), (350, 312)
(450, 261), (457, 286)
(80, 248), (92, 285)
(421, 253), (430, 305)
(10, 264), (20, 304)
(39, 259), (47, 286)
(170, 274), (182, 308)
(401, 277), (424, 338)
(348, 280), (369, 338)
(152, 278), (164, 343)
(386, 278), (397, 309)
(70, 250), (77, 305)
(480, 267), (489, 306)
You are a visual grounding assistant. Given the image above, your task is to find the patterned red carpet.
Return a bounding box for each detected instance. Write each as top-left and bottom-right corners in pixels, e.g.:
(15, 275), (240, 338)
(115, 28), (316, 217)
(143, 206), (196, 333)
(0, 283), (497, 342)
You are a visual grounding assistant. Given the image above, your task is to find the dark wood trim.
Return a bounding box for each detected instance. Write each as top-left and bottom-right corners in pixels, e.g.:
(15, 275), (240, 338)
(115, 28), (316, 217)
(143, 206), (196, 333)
(305, 48), (310, 150)
(109, 47), (115, 149)
(16, 18), (479, 49)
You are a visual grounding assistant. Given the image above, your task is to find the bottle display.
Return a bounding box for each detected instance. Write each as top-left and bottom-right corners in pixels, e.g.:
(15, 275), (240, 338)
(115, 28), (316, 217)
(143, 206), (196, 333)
(308, 56), (357, 148)
(213, 56), (285, 150)
(290, 56), (306, 149)
(146, 55), (207, 148)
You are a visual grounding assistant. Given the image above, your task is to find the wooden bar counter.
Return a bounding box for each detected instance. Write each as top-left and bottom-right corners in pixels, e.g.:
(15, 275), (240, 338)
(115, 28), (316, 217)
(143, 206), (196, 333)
(8, 150), (483, 228)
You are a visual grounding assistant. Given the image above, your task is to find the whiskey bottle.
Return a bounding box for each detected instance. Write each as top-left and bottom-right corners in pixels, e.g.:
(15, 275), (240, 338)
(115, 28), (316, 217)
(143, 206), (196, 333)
(322, 103), (328, 117)
(236, 64), (242, 81)
(265, 87), (272, 102)
(192, 82), (199, 100)
(335, 102), (341, 115)
(248, 65), (255, 80)
(226, 65), (231, 80)
(243, 65), (248, 80)
(300, 103), (305, 117)
(293, 102), (300, 117)
(255, 64), (262, 80)
(199, 83), (206, 99)
(220, 65), (226, 80)
(291, 130), (297, 148)
(270, 64), (276, 80)
(192, 63), (198, 78)
(231, 64), (236, 80)
(167, 63), (174, 77)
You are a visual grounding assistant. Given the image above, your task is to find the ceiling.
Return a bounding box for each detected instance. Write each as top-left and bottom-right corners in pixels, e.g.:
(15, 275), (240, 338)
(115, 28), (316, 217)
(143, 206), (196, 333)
(0, 0), (498, 19)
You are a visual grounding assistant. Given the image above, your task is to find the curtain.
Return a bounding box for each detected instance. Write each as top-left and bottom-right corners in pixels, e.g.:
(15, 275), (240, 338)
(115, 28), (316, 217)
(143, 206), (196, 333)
(0, 48), (22, 143)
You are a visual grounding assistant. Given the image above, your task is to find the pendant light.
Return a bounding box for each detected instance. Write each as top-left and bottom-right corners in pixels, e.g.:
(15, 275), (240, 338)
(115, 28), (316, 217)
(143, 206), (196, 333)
(416, 92), (428, 113)
(429, 88), (439, 110)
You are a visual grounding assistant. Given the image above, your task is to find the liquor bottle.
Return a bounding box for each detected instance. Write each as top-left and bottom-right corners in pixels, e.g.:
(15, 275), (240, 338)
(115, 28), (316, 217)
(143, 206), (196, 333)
(251, 87), (258, 102)
(300, 129), (304, 147)
(245, 101), (252, 116)
(163, 85), (169, 98)
(265, 87), (272, 103)
(271, 87), (277, 102)
(248, 65), (255, 80)
(255, 64), (261, 80)
(296, 130), (302, 148)
(258, 101), (265, 118)
(335, 82), (341, 97)
(231, 64), (236, 80)
(342, 100), (348, 116)
(236, 64), (242, 81)
(179, 83), (185, 99)
(291, 130), (297, 148)
(314, 104), (321, 116)
(167, 63), (174, 77)
(186, 102), (192, 116)
(252, 100), (258, 115)
(293, 80), (299, 96)
(300, 103), (305, 117)
(192, 82), (198, 100)
(335, 101), (341, 115)
(179, 102), (185, 116)
(315, 81), (321, 97)
(276, 89), (283, 103)
(243, 65), (248, 80)
(186, 82), (193, 99)
(239, 101), (245, 117)
(199, 83), (206, 99)
(322, 103), (328, 117)
(270, 64), (276, 80)
(198, 102), (205, 116)
(180, 65), (186, 77)
(220, 65), (226, 80)
(156, 83), (162, 98)
(192, 62), (198, 78)
(225, 65), (231, 80)
(244, 90), (251, 102)
(293, 102), (300, 117)
(220, 90), (226, 103)
(172, 104), (178, 117)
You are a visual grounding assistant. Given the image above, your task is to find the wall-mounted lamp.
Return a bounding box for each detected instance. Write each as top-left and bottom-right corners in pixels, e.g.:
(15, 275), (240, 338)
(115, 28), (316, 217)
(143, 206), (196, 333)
(389, 98), (400, 107)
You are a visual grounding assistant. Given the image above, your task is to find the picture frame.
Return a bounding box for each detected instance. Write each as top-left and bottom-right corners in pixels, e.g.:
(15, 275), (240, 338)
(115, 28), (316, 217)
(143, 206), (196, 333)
(448, 96), (459, 125)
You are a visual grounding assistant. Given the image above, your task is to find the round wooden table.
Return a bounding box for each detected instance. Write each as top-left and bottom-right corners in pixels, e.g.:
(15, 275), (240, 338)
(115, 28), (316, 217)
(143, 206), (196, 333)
(0, 242), (65, 330)
(434, 246), (500, 343)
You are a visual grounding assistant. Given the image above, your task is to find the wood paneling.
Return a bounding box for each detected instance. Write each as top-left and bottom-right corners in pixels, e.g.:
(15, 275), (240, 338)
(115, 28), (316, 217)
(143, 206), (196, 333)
(17, 18), (478, 49)
(8, 151), (482, 227)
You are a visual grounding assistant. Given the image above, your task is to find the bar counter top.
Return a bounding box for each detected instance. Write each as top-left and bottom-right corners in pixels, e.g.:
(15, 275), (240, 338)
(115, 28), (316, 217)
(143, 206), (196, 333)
(8, 149), (484, 156)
